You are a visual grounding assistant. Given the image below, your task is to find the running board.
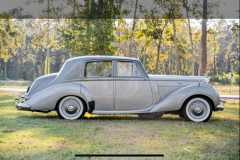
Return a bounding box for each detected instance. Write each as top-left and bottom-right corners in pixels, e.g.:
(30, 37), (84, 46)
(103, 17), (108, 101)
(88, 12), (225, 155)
(91, 108), (151, 115)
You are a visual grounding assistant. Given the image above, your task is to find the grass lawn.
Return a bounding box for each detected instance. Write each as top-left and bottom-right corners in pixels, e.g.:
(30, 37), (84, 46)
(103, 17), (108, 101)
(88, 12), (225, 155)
(0, 86), (28, 89)
(0, 94), (239, 159)
(213, 85), (239, 95)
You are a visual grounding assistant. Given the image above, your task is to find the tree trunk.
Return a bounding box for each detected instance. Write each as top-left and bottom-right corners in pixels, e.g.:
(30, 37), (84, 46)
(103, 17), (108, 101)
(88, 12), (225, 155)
(34, 60), (36, 80)
(143, 29), (147, 68)
(98, 0), (103, 12)
(183, 58), (186, 75)
(172, 19), (179, 75)
(41, 50), (46, 76)
(201, 0), (207, 76)
(154, 21), (167, 74)
(170, 62), (172, 75)
(11, 61), (14, 80)
(198, 42), (202, 76)
(214, 54), (216, 75)
(154, 36), (162, 74)
(128, 0), (138, 57)
(4, 61), (7, 79)
(187, 15), (194, 76)
(19, 48), (22, 79)
(179, 60), (182, 75)
(12, 61), (16, 80)
(117, 0), (123, 56)
(227, 53), (231, 72)
(117, 20), (121, 56)
(41, 57), (45, 76)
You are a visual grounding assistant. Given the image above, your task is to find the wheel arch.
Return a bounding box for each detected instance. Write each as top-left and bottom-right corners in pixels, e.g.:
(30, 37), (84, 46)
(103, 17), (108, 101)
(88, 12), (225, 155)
(180, 94), (215, 111)
(53, 95), (88, 112)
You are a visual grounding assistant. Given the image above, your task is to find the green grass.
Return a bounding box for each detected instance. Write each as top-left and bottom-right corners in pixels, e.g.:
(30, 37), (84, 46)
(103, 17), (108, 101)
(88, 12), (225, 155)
(0, 94), (239, 159)
(0, 86), (28, 89)
(213, 84), (239, 95)
(0, 80), (32, 89)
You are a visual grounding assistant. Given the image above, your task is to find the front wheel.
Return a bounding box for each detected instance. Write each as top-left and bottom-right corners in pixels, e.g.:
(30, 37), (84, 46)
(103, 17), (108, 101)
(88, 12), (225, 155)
(183, 97), (212, 122)
(57, 96), (86, 120)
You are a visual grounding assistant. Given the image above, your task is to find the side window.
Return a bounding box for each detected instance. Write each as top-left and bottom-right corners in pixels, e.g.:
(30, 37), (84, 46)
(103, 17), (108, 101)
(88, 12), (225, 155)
(117, 62), (143, 77)
(85, 61), (112, 77)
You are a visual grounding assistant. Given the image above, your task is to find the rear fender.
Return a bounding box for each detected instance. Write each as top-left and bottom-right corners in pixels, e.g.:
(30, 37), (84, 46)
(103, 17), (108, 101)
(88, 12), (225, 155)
(24, 82), (94, 111)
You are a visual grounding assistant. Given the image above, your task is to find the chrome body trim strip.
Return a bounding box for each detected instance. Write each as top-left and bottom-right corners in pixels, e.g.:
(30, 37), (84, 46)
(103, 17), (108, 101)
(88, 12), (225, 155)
(92, 106), (152, 114)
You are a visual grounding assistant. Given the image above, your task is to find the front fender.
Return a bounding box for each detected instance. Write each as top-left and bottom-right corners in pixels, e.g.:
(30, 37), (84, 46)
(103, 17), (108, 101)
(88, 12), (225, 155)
(150, 84), (220, 113)
(24, 82), (94, 111)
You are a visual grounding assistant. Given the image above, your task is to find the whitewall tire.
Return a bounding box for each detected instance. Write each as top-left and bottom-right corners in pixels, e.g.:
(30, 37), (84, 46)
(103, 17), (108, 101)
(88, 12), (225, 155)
(183, 97), (212, 122)
(57, 96), (86, 120)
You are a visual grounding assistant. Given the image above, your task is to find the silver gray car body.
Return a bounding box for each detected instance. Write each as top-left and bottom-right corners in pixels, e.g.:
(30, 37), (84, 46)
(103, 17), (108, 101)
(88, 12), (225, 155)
(15, 56), (225, 116)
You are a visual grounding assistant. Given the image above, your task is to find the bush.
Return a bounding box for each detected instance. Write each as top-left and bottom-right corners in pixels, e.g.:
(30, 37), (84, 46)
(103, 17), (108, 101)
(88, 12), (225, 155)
(233, 74), (239, 85)
(210, 73), (233, 85)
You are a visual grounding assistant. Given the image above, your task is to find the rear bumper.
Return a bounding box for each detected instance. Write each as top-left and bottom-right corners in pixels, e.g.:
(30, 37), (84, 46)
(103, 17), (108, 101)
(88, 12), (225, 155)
(14, 97), (31, 110)
(216, 98), (226, 111)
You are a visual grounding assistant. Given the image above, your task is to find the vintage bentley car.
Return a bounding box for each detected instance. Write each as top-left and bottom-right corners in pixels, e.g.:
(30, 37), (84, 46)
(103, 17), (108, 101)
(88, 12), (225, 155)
(14, 56), (226, 122)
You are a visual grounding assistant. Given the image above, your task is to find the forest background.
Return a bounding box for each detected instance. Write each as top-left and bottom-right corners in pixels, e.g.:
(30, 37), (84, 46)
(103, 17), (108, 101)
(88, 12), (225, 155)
(0, 0), (239, 85)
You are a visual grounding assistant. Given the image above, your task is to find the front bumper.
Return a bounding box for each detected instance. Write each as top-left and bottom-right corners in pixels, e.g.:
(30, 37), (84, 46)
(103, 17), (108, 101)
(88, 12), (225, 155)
(14, 97), (31, 110)
(216, 98), (226, 111)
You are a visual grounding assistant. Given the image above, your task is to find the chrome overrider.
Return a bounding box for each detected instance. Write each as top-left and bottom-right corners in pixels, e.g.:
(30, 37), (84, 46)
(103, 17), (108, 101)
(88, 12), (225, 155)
(216, 98), (226, 111)
(14, 96), (31, 110)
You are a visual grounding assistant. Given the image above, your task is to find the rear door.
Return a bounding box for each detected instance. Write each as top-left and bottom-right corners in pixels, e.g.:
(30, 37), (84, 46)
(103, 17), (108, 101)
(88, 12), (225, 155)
(114, 60), (153, 111)
(81, 60), (114, 111)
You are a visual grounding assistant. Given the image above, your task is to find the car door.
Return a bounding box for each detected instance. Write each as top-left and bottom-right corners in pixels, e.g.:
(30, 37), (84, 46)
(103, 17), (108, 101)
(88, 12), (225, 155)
(114, 60), (153, 111)
(81, 60), (114, 111)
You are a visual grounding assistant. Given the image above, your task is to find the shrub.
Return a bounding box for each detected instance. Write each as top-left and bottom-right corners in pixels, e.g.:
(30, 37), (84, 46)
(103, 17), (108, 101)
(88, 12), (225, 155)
(210, 73), (236, 85)
(233, 74), (239, 85)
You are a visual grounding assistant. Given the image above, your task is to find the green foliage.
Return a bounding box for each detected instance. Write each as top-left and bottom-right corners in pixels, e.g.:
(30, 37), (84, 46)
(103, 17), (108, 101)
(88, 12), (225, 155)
(0, 12), (24, 62)
(233, 74), (239, 85)
(210, 73), (240, 85)
(60, 19), (117, 56)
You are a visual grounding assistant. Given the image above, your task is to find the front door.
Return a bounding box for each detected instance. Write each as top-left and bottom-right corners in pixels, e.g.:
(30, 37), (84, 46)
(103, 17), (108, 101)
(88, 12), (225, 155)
(81, 60), (113, 111)
(114, 61), (153, 111)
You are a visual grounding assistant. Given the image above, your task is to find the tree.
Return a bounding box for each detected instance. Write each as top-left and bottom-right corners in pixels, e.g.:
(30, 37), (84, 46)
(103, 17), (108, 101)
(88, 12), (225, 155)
(201, 0), (207, 76)
(128, 0), (138, 57)
(183, 0), (195, 75)
(59, 0), (120, 56)
(154, 0), (183, 75)
(0, 12), (23, 79)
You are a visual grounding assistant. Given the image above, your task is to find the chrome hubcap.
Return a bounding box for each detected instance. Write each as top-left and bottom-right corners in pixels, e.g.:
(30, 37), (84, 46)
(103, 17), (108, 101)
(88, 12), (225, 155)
(195, 107), (201, 113)
(61, 98), (82, 118)
(188, 100), (208, 119)
(68, 106), (74, 111)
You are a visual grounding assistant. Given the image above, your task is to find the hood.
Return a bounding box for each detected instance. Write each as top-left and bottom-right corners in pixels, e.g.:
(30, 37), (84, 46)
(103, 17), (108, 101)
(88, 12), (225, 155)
(148, 74), (210, 83)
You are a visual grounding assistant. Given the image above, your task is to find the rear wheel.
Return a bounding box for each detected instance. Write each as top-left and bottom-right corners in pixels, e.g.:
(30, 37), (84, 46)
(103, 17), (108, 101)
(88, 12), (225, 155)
(183, 97), (212, 122)
(57, 96), (86, 120)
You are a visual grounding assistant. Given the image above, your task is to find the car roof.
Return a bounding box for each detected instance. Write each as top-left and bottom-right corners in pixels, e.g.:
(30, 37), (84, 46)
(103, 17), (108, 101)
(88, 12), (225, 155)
(66, 56), (139, 62)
